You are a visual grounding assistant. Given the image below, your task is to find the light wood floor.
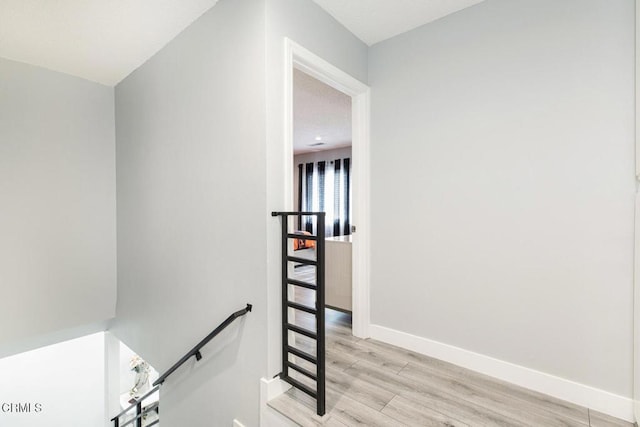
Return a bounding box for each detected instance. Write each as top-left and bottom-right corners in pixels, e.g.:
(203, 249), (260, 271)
(269, 269), (633, 427)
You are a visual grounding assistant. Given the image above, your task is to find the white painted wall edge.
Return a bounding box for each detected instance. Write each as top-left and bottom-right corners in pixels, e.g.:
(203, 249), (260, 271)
(259, 377), (293, 427)
(634, 192), (640, 423)
(0, 319), (111, 359)
(633, 0), (640, 421)
(260, 376), (291, 403)
(635, 0), (640, 178)
(369, 324), (634, 422)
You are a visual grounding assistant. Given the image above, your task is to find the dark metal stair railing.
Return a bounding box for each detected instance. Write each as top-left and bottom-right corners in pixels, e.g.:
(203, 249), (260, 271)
(110, 303), (253, 426)
(111, 385), (160, 427)
(153, 303), (253, 387)
(272, 211), (326, 416)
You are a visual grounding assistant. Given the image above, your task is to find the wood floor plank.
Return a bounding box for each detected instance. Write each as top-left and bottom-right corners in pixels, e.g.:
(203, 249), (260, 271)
(358, 338), (589, 424)
(324, 417), (349, 427)
(284, 376), (392, 423)
(329, 394), (406, 427)
(286, 369), (394, 416)
(589, 409), (635, 427)
(326, 366), (395, 411)
(399, 363), (588, 427)
(268, 392), (326, 427)
(381, 395), (470, 427)
(359, 338), (468, 376)
(287, 387), (322, 412)
(326, 324), (361, 344)
(326, 348), (358, 371)
(281, 381), (399, 427)
(329, 337), (408, 374)
(343, 360), (526, 427)
(284, 388), (358, 427)
(292, 335), (317, 354)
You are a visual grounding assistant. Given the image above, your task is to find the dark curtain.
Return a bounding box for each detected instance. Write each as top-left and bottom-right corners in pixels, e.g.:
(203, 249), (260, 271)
(317, 161), (326, 214)
(333, 159), (342, 236)
(305, 162), (314, 232)
(297, 157), (351, 236)
(343, 158), (351, 235)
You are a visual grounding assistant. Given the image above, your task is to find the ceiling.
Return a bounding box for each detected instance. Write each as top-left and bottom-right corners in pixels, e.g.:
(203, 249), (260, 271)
(0, 0), (485, 86)
(0, 0), (219, 86)
(294, 69), (351, 155)
(313, 0), (486, 46)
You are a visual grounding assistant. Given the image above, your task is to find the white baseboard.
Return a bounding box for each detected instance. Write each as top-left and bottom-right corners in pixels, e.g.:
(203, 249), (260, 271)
(369, 324), (634, 423)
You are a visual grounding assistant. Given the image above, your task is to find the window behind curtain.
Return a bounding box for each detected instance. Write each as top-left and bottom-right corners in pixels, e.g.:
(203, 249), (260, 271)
(298, 157), (351, 237)
(304, 162), (314, 232)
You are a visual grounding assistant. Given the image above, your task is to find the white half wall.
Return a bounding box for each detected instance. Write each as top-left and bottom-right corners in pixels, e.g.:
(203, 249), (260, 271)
(369, 0), (635, 412)
(0, 58), (116, 356)
(0, 333), (106, 427)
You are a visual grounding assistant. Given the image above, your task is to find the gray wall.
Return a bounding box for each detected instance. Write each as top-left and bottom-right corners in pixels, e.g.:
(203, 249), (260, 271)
(369, 0), (634, 396)
(265, 0), (369, 375)
(111, 0), (267, 425)
(0, 58), (116, 355)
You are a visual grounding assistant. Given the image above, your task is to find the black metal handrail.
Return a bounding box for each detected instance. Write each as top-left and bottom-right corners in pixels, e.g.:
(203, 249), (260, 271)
(153, 303), (253, 386)
(111, 385), (160, 426)
(111, 304), (252, 426)
(271, 211), (325, 216)
(119, 401), (158, 427)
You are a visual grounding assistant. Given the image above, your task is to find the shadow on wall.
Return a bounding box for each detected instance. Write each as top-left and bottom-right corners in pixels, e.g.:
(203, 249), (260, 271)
(154, 318), (248, 408)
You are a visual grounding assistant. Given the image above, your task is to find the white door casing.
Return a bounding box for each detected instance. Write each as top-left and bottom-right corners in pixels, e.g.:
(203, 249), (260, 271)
(283, 38), (371, 338)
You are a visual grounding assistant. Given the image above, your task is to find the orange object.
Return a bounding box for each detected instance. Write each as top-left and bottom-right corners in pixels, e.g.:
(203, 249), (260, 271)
(293, 231), (316, 250)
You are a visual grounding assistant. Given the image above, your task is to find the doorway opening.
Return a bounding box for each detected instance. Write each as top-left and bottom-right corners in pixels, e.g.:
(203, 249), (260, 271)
(291, 67), (353, 338)
(283, 39), (370, 340)
(282, 39), (370, 418)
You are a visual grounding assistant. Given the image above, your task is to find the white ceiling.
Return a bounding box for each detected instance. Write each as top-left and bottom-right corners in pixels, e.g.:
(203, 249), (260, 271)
(313, 0), (486, 46)
(0, 0), (219, 86)
(0, 0), (485, 86)
(294, 69), (351, 155)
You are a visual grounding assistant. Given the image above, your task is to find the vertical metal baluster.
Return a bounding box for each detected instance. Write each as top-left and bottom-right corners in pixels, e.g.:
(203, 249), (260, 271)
(280, 213), (289, 382)
(136, 401), (142, 427)
(316, 213), (326, 416)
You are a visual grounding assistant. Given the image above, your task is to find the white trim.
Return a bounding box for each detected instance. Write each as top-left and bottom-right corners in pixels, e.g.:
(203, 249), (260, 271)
(350, 89), (371, 338)
(283, 41), (294, 211)
(634, 1), (640, 422)
(260, 376), (291, 403)
(370, 324), (634, 422)
(635, 192), (640, 422)
(284, 38), (371, 338)
(636, 0), (640, 179)
(259, 377), (293, 427)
